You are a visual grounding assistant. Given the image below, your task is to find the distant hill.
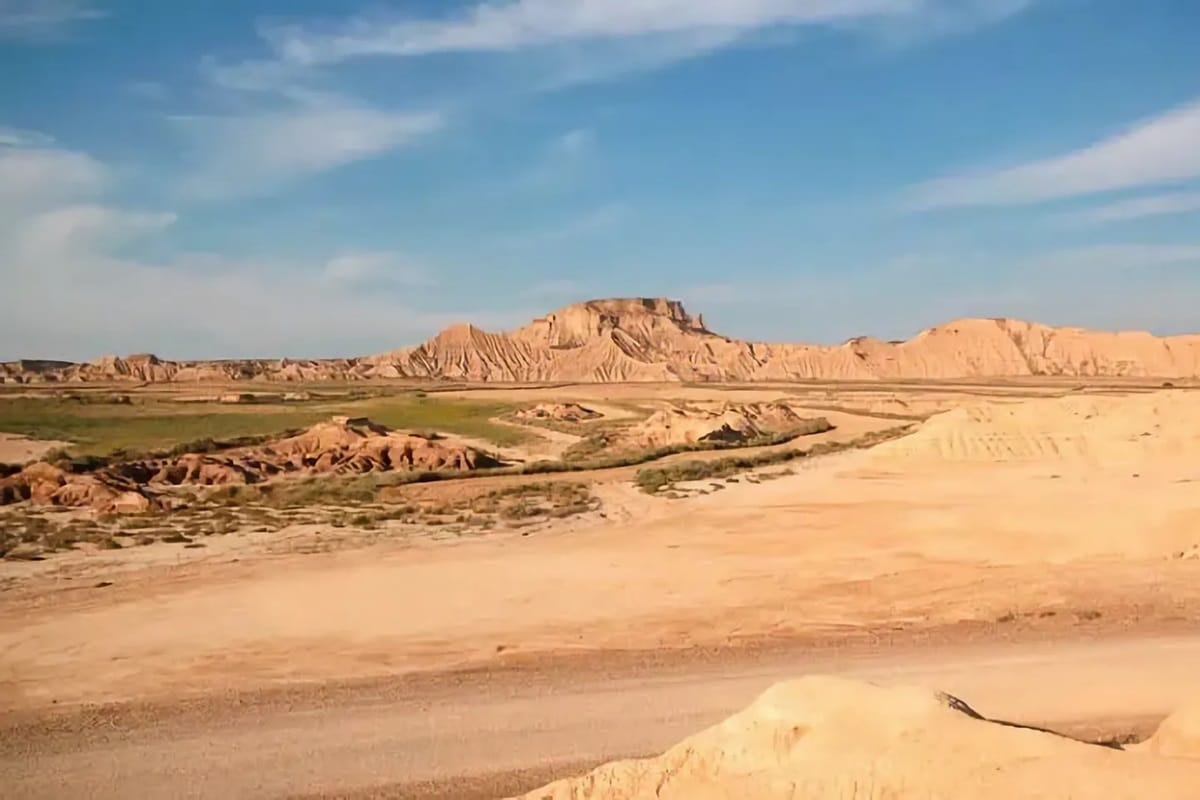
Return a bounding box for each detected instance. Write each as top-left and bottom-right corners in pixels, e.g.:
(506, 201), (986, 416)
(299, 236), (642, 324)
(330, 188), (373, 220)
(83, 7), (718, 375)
(5, 297), (1200, 383)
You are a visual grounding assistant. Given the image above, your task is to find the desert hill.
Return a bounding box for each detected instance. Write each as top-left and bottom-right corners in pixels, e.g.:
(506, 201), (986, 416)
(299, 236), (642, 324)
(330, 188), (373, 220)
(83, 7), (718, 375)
(865, 390), (1200, 470)
(5, 298), (1200, 383)
(520, 676), (1200, 799)
(624, 401), (829, 449)
(0, 417), (502, 513)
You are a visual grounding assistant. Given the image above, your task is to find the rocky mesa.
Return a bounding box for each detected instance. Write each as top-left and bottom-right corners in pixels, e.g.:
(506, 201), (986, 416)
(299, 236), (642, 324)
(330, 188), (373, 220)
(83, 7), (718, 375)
(5, 298), (1200, 384)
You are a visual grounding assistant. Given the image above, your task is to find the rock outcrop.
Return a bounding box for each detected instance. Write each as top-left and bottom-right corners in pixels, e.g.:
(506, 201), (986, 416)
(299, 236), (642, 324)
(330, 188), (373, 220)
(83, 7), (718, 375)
(5, 298), (1200, 384)
(514, 403), (603, 423)
(625, 402), (829, 449)
(0, 462), (158, 514)
(0, 417), (503, 512)
(519, 676), (1200, 799)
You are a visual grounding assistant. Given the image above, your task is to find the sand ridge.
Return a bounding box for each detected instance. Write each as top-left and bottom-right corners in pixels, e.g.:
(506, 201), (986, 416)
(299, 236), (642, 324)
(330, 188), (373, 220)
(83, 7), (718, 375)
(864, 389), (1200, 470)
(519, 676), (1200, 799)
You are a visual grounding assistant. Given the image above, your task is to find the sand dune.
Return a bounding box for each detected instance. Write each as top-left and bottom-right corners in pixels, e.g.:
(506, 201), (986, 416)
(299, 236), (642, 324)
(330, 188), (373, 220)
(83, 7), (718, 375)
(865, 390), (1200, 469)
(6, 298), (1200, 383)
(520, 676), (1200, 799)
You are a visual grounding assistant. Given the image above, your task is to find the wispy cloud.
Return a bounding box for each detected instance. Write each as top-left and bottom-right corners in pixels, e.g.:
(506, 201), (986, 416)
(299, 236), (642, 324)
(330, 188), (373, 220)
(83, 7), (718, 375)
(258, 0), (1037, 83)
(15, 204), (176, 261)
(0, 0), (103, 40)
(0, 124), (55, 147)
(173, 97), (443, 198)
(0, 139), (492, 360)
(0, 137), (108, 211)
(908, 97), (1200, 209)
(518, 127), (597, 189)
(1055, 191), (1200, 227)
(322, 251), (433, 287)
(243, 0), (1032, 96)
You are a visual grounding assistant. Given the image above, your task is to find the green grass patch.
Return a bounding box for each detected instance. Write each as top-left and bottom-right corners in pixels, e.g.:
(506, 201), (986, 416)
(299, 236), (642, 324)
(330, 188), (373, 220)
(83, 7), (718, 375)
(0, 394), (524, 457)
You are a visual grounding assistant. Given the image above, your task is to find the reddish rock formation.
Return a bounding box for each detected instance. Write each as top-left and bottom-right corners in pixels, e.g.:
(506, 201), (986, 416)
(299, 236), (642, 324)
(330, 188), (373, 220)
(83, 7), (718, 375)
(0, 418), (503, 513)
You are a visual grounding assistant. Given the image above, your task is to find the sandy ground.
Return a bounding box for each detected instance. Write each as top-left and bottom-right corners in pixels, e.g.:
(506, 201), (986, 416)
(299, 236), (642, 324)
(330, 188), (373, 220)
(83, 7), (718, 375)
(0, 433), (68, 464)
(2, 632), (1198, 800)
(3, 441), (1199, 710)
(2, 384), (1200, 798)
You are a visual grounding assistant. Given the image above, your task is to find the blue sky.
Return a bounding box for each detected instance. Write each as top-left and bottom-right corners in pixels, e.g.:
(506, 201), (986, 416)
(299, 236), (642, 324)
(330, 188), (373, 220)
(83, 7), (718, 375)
(1, 0), (1199, 359)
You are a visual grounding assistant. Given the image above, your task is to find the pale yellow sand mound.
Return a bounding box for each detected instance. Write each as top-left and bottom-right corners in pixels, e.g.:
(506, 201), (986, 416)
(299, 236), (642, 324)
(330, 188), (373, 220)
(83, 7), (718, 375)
(1140, 699), (1200, 759)
(865, 390), (1200, 469)
(515, 403), (603, 422)
(625, 402), (827, 449)
(519, 676), (1200, 800)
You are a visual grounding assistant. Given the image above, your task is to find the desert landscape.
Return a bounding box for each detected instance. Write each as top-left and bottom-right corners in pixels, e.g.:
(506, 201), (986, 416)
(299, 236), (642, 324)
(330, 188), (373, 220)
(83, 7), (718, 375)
(1, 299), (1199, 798)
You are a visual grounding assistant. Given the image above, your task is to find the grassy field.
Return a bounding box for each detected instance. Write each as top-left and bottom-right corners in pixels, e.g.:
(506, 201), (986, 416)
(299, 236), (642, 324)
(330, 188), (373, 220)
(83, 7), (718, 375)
(0, 393), (527, 458)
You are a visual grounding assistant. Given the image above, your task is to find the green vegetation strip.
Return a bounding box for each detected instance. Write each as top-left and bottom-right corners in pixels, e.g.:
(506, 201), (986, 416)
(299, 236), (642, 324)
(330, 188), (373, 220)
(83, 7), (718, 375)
(205, 424), (914, 508)
(560, 417), (833, 463)
(0, 394), (526, 458)
(634, 425), (913, 494)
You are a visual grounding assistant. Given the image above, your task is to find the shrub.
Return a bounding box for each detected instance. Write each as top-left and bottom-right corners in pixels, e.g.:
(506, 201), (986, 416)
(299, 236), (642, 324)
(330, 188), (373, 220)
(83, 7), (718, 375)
(634, 425), (913, 494)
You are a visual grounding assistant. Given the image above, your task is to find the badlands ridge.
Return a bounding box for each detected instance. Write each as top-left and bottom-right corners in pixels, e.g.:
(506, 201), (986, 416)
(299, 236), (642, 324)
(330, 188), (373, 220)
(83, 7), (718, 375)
(4, 298), (1200, 383)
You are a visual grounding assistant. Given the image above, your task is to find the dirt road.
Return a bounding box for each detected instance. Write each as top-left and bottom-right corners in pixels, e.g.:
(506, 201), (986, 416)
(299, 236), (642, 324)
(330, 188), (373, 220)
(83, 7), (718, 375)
(2, 633), (1197, 800)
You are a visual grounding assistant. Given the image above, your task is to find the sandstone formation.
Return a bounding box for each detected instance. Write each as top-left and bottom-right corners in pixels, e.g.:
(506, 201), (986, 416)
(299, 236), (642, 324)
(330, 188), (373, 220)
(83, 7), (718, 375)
(5, 298), (1200, 384)
(625, 402), (829, 449)
(519, 676), (1200, 800)
(0, 417), (503, 512)
(0, 462), (156, 514)
(514, 403), (603, 422)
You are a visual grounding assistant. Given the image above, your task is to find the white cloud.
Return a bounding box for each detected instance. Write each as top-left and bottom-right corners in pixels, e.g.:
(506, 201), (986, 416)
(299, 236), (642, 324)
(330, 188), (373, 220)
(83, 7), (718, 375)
(553, 128), (594, 158)
(0, 142), (496, 360)
(0, 142), (108, 212)
(1056, 191), (1200, 227)
(15, 204), (176, 260)
(0, 247), (496, 360)
(518, 127), (597, 190)
(322, 251), (432, 287)
(0, 124), (54, 147)
(909, 97), (1200, 209)
(0, 0), (102, 39)
(173, 98), (443, 197)
(261, 0), (1033, 66)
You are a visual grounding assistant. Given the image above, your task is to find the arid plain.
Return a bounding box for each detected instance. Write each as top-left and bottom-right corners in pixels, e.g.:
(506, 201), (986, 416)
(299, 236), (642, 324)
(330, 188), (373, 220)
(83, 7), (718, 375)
(2, 300), (1200, 798)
